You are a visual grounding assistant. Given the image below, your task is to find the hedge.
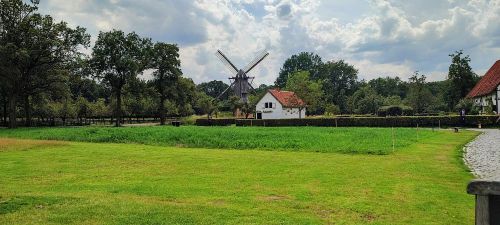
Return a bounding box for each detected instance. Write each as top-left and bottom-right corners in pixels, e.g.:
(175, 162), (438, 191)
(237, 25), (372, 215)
(231, 116), (499, 127)
(195, 118), (236, 126)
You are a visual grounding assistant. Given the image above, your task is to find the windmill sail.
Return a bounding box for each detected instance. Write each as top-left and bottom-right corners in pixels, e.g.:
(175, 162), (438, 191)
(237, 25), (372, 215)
(216, 49), (269, 103)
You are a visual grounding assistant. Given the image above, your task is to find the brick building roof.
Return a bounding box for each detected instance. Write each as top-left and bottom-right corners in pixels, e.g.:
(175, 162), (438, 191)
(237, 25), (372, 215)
(467, 60), (500, 98)
(268, 89), (306, 108)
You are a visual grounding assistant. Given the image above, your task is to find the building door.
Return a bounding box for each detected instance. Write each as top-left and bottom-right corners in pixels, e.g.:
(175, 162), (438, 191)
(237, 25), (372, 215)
(257, 113), (262, 120)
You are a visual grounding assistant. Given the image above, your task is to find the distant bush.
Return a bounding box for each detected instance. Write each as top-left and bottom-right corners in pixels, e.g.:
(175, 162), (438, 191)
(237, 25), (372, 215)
(378, 105), (414, 117)
(195, 118), (235, 126)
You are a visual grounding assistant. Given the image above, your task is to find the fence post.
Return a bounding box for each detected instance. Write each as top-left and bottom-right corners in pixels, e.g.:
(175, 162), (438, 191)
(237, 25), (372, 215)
(467, 180), (500, 225)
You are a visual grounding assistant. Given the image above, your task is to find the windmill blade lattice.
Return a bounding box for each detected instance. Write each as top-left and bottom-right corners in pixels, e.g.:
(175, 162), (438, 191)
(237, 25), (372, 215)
(215, 49), (269, 104)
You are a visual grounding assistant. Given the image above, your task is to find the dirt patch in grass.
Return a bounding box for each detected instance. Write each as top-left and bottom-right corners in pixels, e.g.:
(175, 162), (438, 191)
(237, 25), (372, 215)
(0, 138), (66, 152)
(257, 195), (289, 201)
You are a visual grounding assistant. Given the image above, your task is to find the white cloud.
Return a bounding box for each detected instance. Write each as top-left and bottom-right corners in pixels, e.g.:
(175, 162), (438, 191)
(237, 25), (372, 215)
(36, 0), (500, 85)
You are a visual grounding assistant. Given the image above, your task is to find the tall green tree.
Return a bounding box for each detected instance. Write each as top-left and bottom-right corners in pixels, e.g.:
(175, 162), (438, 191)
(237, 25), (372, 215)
(197, 80), (232, 100)
(275, 52), (323, 88)
(285, 71), (323, 114)
(347, 86), (382, 115)
(91, 30), (152, 127)
(0, 0), (89, 128)
(316, 60), (359, 113)
(406, 72), (434, 114)
(196, 92), (216, 119)
(368, 77), (408, 98)
(447, 50), (477, 108)
(150, 42), (181, 125)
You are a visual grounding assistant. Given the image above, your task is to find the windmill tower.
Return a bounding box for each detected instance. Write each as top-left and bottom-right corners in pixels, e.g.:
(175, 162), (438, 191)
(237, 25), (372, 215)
(216, 50), (269, 103)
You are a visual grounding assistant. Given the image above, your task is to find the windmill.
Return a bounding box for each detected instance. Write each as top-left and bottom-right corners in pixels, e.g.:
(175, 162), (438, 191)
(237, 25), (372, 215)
(216, 49), (269, 103)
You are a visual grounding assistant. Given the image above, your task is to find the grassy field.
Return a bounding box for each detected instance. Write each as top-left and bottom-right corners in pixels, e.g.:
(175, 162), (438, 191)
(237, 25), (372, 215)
(0, 126), (439, 154)
(0, 127), (478, 224)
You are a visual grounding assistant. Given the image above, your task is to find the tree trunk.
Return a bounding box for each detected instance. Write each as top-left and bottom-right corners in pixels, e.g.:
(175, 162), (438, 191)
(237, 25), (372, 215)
(115, 90), (122, 127)
(8, 93), (17, 129)
(159, 95), (166, 125)
(24, 95), (32, 127)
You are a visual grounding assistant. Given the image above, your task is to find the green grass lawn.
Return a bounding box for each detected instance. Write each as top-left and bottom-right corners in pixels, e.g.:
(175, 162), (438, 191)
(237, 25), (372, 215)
(0, 127), (478, 224)
(0, 126), (439, 154)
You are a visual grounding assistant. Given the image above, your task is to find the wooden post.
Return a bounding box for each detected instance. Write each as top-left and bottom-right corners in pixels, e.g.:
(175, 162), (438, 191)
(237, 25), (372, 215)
(467, 180), (500, 225)
(392, 126), (395, 152)
(416, 123), (419, 141)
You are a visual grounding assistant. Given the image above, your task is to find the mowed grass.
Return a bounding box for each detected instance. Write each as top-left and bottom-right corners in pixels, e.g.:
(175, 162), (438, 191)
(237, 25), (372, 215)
(0, 128), (479, 224)
(0, 126), (438, 154)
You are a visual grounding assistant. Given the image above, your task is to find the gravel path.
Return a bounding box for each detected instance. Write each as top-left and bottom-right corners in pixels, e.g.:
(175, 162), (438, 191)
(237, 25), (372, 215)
(464, 129), (500, 180)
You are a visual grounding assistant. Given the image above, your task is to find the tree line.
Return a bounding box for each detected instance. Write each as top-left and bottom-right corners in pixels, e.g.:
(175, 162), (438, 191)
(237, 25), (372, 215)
(269, 50), (481, 116)
(0, 0), (484, 129)
(0, 0), (213, 128)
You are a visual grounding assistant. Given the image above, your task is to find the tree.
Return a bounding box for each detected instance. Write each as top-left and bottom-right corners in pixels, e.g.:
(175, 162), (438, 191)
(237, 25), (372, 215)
(383, 96), (403, 106)
(91, 98), (108, 123)
(324, 104), (340, 116)
(275, 52), (323, 88)
(447, 50), (478, 108)
(228, 95), (243, 117)
(0, 0), (90, 128)
(197, 80), (232, 100)
(406, 72), (434, 114)
(316, 60), (359, 113)
(368, 77), (408, 98)
(285, 71), (323, 114)
(196, 93), (216, 119)
(75, 96), (92, 124)
(91, 30), (152, 127)
(347, 86), (382, 115)
(149, 42), (182, 125)
(455, 98), (479, 115)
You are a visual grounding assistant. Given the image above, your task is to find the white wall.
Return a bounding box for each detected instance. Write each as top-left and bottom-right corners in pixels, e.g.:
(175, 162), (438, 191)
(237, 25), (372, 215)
(497, 85), (500, 114)
(473, 86), (500, 114)
(255, 92), (306, 119)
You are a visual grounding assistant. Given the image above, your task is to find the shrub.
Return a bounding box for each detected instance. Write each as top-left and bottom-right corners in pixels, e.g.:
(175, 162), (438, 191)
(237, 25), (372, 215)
(195, 119), (235, 126)
(378, 105), (414, 117)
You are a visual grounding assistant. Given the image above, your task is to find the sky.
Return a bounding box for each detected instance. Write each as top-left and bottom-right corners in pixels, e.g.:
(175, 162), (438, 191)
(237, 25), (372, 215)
(37, 0), (500, 85)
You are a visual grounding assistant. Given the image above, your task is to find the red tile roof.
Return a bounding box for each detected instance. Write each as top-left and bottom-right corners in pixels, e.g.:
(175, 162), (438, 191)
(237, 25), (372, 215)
(467, 60), (500, 98)
(268, 89), (306, 108)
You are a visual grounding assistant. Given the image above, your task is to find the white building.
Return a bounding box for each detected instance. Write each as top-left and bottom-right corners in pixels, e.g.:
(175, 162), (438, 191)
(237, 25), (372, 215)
(255, 89), (306, 119)
(467, 60), (500, 114)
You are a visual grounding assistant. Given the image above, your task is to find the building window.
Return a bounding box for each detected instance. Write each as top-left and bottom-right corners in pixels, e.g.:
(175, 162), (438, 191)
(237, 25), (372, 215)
(265, 102), (274, 109)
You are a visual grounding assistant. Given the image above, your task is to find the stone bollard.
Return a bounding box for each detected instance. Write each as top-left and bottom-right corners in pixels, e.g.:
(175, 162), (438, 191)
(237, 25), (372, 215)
(467, 180), (500, 225)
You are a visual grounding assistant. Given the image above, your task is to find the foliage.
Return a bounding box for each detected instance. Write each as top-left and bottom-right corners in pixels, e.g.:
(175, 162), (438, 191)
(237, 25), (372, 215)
(317, 60), (359, 113)
(91, 30), (152, 126)
(406, 72), (435, 114)
(0, 0), (90, 128)
(455, 98), (479, 115)
(285, 71), (323, 113)
(348, 86), (383, 115)
(197, 80), (232, 100)
(324, 104), (341, 116)
(368, 77), (408, 98)
(195, 93), (216, 119)
(275, 52), (323, 88)
(234, 115), (498, 128)
(378, 105), (414, 117)
(383, 95), (403, 106)
(150, 42), (182, 125)
(447, 50), (477, 108)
